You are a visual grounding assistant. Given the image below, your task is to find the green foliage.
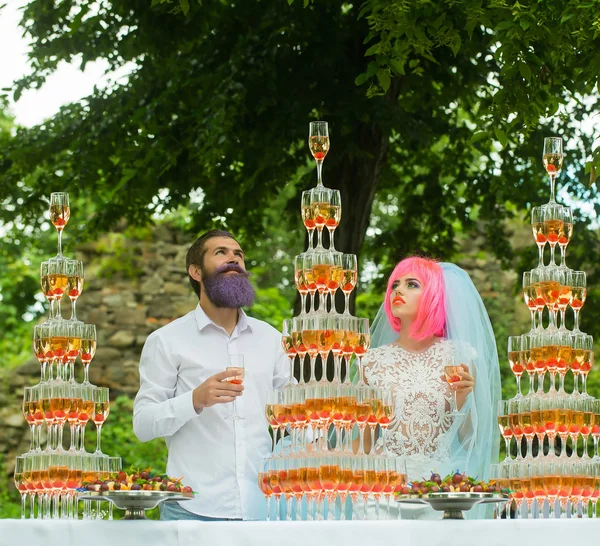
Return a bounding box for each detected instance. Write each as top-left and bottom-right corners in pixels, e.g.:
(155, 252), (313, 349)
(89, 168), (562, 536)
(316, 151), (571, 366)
(96, 233), (145, 280)
(0, 455), (21, 519)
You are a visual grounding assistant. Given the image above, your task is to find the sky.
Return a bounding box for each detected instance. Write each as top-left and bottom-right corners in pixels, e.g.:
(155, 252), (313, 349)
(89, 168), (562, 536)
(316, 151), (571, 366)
(0, 0), (127, 127)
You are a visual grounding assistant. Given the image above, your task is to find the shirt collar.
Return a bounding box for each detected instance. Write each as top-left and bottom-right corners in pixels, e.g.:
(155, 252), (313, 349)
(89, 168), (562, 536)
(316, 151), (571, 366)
(194, 303), (252, 335)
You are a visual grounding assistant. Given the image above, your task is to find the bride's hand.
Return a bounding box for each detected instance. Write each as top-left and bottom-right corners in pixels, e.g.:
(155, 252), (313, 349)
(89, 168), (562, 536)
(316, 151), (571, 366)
(453, 364), (474, 410)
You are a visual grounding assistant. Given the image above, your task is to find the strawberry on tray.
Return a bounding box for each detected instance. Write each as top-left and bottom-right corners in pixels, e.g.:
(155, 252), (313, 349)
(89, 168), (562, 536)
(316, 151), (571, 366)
(81, 466), (194, 494)
(395, 471), (508, 497)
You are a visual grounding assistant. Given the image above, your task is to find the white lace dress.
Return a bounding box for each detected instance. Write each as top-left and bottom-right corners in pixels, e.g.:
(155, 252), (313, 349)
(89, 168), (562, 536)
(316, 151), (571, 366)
(363, 338), (462, 483)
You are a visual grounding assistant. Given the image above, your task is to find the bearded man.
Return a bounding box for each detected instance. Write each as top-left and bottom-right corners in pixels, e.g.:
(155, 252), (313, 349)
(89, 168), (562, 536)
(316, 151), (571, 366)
(133, 230), (288, 521)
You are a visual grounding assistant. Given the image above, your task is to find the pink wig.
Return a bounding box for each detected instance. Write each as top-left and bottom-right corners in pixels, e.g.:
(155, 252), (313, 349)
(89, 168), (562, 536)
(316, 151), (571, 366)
(383, 256), (446, 341)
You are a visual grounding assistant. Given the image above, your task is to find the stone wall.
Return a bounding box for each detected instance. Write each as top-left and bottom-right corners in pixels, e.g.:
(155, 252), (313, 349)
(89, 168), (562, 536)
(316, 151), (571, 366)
(0, 224), (198, 474)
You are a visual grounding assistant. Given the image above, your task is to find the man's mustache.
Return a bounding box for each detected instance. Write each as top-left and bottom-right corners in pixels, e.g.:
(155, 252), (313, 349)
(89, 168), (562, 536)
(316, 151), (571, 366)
(215, 263), (251, 277)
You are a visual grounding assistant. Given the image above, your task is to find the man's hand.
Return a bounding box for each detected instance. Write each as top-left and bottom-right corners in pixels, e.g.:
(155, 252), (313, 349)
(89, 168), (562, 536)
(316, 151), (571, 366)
(192, 370), (244, 410)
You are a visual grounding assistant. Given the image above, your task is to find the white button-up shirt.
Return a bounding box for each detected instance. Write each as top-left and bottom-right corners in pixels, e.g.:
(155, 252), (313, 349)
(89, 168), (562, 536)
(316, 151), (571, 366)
(133, 304), (288, 519)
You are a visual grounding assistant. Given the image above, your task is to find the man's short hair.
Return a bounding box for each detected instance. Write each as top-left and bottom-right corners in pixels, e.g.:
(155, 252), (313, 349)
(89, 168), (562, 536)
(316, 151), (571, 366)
(186, 229), (238, 298)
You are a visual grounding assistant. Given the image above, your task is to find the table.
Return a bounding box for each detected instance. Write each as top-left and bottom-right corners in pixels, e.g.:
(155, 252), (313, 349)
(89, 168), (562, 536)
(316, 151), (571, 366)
(1, 519), (599, 546)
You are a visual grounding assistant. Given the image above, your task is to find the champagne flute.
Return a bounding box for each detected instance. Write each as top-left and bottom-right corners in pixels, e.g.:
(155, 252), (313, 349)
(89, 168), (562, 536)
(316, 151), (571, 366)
(543, 204), (564, 269)
(326, 190), (341, 250)
(66, 321), (82, 383)
(542, 137), (564, 204)
(66, 260), (84, 321)
(258, 458), (274, 521)
(309, 121), (330, 187)
(33, 323), (51, 383)
(556, 269), (572, 331)
(225, 354), (245, 420)
(292, 317), (308, 384)
(294, 254), (309, 315)
(354, 319), (370, 387)
(508, 335), (524, 398)
(49, 192), (70, 259)
(570, 271), (586, 333)
(443, 356), (464, 416)
(40, 261), (57, 321)
(539, 268), (560, 330)
(341, 254), (358, 315)
(311, 188), (332, 250)
(523, 271), (537, 332)
(558, 206), (573, 269)
(531, 207), (547, 268)
(580, 335), (594, 399)
(282, 319), (297, 386)
(92, 386), (110, 456)
(14, 456), (28, 518)
(80, 324), (97, 385)
(498, 400), (513, 462)
(48, 258), (69, 320)
(301, 191), (316, 250)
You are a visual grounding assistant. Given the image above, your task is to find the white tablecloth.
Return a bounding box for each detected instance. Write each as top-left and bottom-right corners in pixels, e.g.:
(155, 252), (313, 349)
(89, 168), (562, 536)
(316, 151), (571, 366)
(1, 519), (599, 546)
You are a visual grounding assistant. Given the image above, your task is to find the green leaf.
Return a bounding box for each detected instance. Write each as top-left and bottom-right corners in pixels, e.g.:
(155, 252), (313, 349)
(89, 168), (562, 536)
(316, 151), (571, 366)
(377, 69), (391, 92)
(495, 20), (514, 31)
(179, 0), (189, 15)
(519, 19), (530, 31)
(519, 62), (532, 81)
(365, 43), (380, 57)
(355, 73), (368, 86)
(494, 127), (508, 148)
(389, 58), (405, 75)
(560, 13), (575, 24)
(470, 131), (488, 144)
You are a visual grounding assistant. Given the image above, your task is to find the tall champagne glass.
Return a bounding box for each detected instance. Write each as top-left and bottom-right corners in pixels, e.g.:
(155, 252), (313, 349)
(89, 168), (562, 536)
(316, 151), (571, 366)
(66, 260), (84, 321)
(326, 190), (341, 250)
(292, 317), (308, 383)
(309, 121), (330, 187)
(444, 357), (464, 416)
(508, 335), (524, 398)
(259, 459), (274, 521)
(555, 331), (572, 396)
(570, 271), (586, 333)
(80, 324), (97, 385)
(341, 254), (358, 315)
(14, 456), (28, 519)
(303, 317), (319, 384)
(531, 207), (547, 268)
(311, 188), (332, 250)
(92, 386), (110, 456)
(558, 206), (573, 269)
(49, 192), (70, 259)
(509, 398), (524, 460)
(225, 354), (245, 420)
(354, 319), (370, 387)
(48, 259), (68, 320)
(557, 269), (572, 331)
(282, 319), (297, 386)
(543, 204), (564, 269)
(523, 271), (537, 331)
(301, 191), (316, 250)
(33, 324), (51, 383)
(530, 268), (545, 330)
(498, 400), (512, 462)
(294, 254), (309, 315)
(542, 137), (564, 203)
(40, 261), (57, 321)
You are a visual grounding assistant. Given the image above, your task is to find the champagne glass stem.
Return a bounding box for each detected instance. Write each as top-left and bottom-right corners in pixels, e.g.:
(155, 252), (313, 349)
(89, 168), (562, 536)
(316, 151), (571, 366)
(581, 373), (589, 397)
(300, 293), (307, 315)
(20, 493), (26, 519)
(573, 374), (580, 396)
(382, 428), (389, 457)
(549, 174), (557, 203)
(344, 293), (350, 315)
(316, 161), (323, 187)
(582, 434), (590, 459)
(530, 310), (536, 331)
(559, 244), (567, 268)
(288, 357), (295, 385)
(550, 244), (557, 267)
(356, 357), (365, 387)
(504, 437), (511, 462)
(537, 244), (544, 268)
(309, 356), (317, 384)
(57, 229), (64, 257)
(316, 228), (324, 249)
(358, 426), (365, 455)
(95, 424), (102, 454)
(328, 228), (336, 251)
(70, 299), (77, 321)
(559, 309), (566, 330)
(574, 309), (581, 333)
(516, 375), (522, 397)
(593, 436), (599, 459)
(333, 356), (341, 384)
(527, 372), (536, 396)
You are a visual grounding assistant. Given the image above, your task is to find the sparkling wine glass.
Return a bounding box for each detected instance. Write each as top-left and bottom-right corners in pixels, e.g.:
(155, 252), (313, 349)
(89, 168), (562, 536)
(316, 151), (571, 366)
(66, 321), (82, 383)
(294, 254), (309, 315)
(558, 206), (573, 269)
(540, 268), (560, 330)
(14, 456), (29, 519)
(508, 335), (524, 398)
(80, 324), (97, 385)
(40, 261), (57, 321)
(301, 191), (316, 250)
(543, 204), (564, 269)
(531, 207), (547, 268)
(341, 254), (358, 315)
(66, 260), (84, 321)
(311, 188), (333, 250)
(570, 271), (586, 333)
(556, 269), (572, 331)
(259, 458), (274, 520)
(225, 354), (245, 420)
(325, 190), (341, 250)
(354, 319), (370, 387)
(309, 121), (330, 187)
(50, 320), (69, 382)
(292, 317), (308, 384)
(48, 258), (69, 320)
(543, 137), (564, 203)
(555, 331), (572, 396)
(523, 271), (537, 332)
(281, 319), (297, 386)
(92, 386), (110, 457)
(443, 356), (464, 416)
(49, 192), (70, 259)
(33, 323), (51, 383)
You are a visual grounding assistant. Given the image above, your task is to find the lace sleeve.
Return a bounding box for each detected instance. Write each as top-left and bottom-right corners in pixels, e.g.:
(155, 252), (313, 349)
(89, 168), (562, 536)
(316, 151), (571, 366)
(362, 347), (381, 385)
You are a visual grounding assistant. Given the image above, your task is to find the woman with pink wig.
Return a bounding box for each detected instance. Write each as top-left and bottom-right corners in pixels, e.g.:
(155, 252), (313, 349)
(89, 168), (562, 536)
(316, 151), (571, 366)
(361, 256), (501, 519)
